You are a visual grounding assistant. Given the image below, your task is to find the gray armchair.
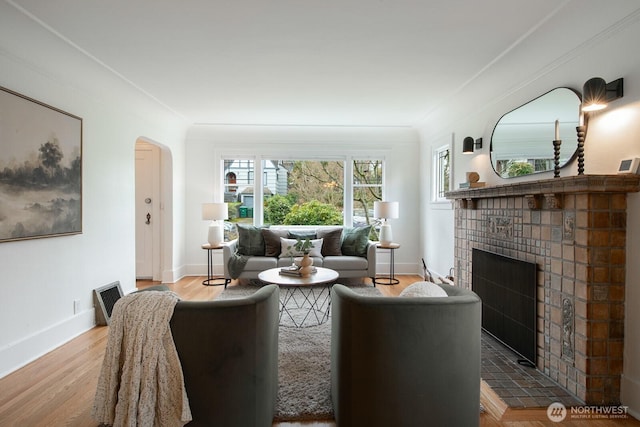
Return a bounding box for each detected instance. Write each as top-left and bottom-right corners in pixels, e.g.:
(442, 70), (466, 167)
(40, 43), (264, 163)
(330, 283), (481, 427)
(170, 284), (279, 427)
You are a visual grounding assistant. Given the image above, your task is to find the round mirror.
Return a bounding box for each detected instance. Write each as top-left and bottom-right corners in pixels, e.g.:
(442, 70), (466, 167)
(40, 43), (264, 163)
(490, 87), (581, 178)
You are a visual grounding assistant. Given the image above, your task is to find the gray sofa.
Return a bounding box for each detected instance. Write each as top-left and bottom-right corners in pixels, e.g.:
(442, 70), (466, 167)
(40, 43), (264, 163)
(330, 283), (482, 427)
(222, 225), (377, 283)
(169, 285), (279, 427)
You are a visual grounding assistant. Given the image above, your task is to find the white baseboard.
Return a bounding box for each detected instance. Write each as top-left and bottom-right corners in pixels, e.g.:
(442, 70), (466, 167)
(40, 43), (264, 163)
(621, 374), (640, 419)
(162, 264), (187, 283)
(0, 309), (95, 379)
(184, 262), (225, 276)
(376, 261), (420, 276)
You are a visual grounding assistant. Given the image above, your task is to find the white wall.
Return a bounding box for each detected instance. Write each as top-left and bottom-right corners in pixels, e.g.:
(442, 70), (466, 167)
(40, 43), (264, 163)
(0, 3), (189, 378)
(184, 125), (420, 276)
(418, 13), (640, 415)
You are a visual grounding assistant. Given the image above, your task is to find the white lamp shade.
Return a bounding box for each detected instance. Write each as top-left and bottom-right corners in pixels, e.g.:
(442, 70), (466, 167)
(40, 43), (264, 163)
(373, 201), (399, 220)
(202, 202), (228, 221)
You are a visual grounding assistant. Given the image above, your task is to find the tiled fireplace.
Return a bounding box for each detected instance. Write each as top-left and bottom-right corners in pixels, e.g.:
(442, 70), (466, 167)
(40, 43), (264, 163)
(447, 175), (640, 405)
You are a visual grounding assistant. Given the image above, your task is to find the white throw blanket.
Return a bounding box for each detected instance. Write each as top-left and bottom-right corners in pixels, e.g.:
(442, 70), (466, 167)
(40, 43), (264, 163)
(92, 291), (192, 426)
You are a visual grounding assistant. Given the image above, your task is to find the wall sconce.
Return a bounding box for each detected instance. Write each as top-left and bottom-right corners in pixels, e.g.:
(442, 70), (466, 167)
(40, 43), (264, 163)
(576, 77), (624, 175)
(582, 77), (624, 112)
(462, 137), (483, 154)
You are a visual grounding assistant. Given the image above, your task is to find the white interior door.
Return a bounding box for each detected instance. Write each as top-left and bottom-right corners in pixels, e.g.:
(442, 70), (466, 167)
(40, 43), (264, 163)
(135, 143), (161, 280)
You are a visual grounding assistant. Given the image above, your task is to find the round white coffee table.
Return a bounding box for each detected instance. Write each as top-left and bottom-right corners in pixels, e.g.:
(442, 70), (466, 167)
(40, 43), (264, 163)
(258, 267), (339, 327)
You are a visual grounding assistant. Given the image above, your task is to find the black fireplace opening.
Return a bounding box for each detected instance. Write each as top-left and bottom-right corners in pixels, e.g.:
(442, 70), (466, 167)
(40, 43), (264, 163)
(472, 249), (537, 366)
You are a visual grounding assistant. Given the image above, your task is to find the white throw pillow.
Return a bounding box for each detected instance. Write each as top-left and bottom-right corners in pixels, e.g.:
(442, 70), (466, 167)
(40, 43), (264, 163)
(278, 237), (324, 258)
(399, 281), (448, 298)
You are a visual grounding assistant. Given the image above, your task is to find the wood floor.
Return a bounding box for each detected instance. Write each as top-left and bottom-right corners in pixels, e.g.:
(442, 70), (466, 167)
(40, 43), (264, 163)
(0, 275), (638, 426)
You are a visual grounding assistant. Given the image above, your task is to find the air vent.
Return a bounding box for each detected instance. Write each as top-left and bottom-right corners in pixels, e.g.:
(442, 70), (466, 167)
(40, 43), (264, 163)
(93, 281), (123, 326)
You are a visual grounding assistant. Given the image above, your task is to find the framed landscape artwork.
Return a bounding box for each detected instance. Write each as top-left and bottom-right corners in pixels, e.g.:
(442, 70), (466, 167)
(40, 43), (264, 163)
(0, 86), (83, 243)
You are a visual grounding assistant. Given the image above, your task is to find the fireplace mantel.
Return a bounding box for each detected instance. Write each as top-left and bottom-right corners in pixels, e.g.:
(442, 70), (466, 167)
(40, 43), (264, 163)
(446, 174), (640, 201)
(446, 173), (639, 404)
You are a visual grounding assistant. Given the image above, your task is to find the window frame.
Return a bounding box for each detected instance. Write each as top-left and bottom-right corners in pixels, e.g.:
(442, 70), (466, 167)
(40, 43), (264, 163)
(352, 159), (383, 227)
(219, 154), (386, 227)
(432, 144), (451, 203)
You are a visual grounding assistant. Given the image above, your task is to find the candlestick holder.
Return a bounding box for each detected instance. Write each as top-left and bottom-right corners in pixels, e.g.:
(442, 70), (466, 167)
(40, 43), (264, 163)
(553, 139), (562, 178)
(576, 126), (586, 175)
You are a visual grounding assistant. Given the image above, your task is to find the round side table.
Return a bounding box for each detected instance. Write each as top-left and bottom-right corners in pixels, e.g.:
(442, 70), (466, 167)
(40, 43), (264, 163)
(373, 243), (400, 286)
(201, 243), (227, 287)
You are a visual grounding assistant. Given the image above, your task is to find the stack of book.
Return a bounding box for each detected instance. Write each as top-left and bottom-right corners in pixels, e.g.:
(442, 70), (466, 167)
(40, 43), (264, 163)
(279, 266), (317, 276)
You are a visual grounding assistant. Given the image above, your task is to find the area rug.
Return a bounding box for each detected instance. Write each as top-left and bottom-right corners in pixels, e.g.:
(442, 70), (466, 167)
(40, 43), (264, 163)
(217, 282), (381, 421)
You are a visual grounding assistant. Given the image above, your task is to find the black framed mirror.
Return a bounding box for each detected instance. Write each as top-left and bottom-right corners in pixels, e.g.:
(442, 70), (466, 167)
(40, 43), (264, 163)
(490, 87), (581, 178)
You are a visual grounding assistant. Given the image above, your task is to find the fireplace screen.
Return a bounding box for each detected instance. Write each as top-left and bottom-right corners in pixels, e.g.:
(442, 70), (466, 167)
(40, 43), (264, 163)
(472, 249), (537, 365)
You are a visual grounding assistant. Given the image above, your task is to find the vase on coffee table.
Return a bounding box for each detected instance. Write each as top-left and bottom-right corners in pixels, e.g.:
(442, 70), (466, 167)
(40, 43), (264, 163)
(298, 253), (314, 277)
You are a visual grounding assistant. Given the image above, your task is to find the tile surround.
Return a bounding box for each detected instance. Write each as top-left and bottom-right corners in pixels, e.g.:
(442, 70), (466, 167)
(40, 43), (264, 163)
(482, 331), (583, 408)
(447, 175), (640, 405)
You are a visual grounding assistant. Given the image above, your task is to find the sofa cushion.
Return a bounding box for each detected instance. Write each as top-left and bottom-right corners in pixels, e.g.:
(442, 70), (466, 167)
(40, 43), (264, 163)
(399, 281), (448, 298)
(243, 256), (279, 271)
(279, 237), (324, 258)
(262, 229), (289, 257)
(237, 224), (266, 256)
(317, 227), (343, 256)
(323, 255), (368, 271)
(341, 225), (371, 257)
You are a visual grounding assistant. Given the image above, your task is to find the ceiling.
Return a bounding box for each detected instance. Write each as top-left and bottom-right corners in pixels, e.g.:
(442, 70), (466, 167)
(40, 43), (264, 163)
(7, 0), (640, 127)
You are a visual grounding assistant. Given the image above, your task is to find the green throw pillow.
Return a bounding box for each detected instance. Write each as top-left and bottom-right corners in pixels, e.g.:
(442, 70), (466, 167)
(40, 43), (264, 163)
(237, 223), (265, 256)
(341, 225), (371, 257)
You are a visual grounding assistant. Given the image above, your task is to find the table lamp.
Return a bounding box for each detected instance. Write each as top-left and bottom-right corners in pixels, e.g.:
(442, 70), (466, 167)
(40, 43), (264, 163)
(373, 201), (399, 246)
(202, 202), (228, 246)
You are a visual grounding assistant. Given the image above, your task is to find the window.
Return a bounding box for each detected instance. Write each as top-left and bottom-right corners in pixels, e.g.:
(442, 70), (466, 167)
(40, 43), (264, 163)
(222, 157), (384, 227)
(263, 159), (345, 226)
(224, 159), (254, 222)
(433, 145), (450, 202)
(352, 160), (382, 227)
